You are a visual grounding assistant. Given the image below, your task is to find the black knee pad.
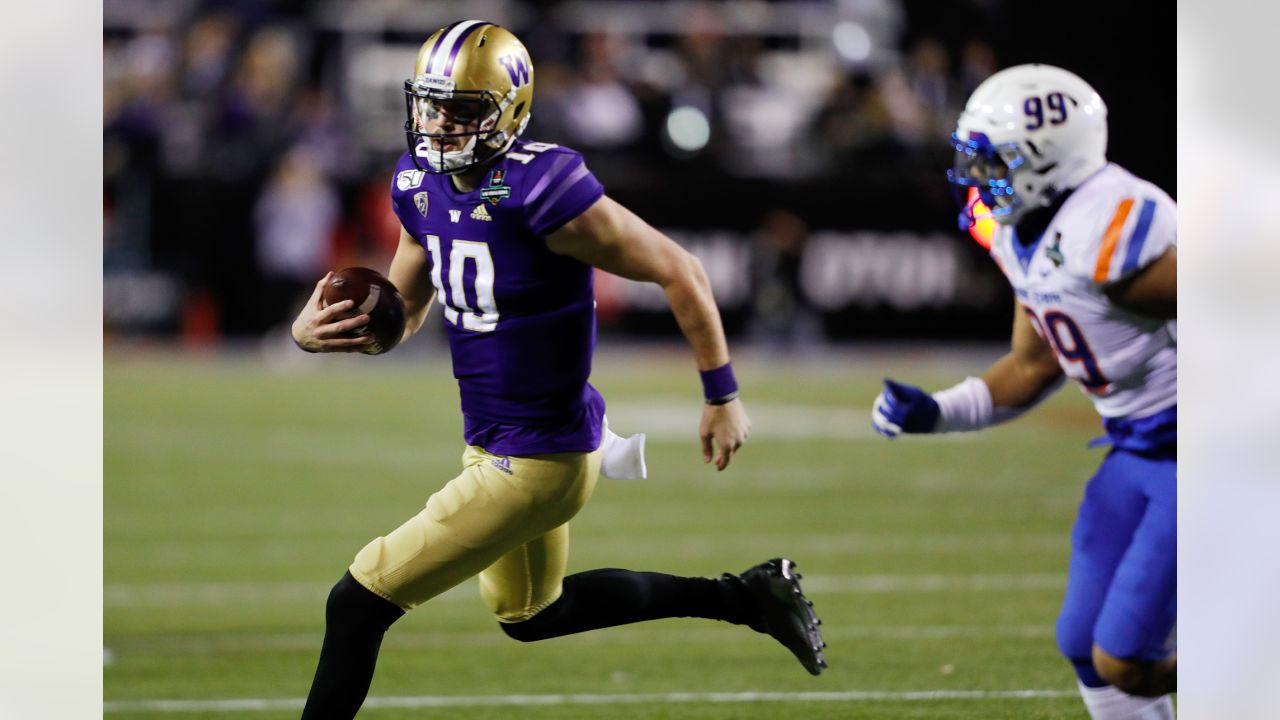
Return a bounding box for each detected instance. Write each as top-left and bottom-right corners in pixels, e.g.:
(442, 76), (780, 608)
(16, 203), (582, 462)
(326, 571), (404, 631)
(498, 617), (544, 643)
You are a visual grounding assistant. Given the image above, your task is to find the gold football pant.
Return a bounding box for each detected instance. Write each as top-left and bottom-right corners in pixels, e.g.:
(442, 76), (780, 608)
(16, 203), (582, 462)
(348, 445), (601, 622)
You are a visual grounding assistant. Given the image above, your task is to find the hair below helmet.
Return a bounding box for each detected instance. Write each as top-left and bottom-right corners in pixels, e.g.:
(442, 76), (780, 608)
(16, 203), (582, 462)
(404, 21), (534, 174)
(948, 63), (1108, 226)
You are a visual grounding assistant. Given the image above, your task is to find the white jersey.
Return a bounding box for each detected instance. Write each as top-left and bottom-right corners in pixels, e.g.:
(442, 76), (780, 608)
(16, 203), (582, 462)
(988, 164), (1176, 420)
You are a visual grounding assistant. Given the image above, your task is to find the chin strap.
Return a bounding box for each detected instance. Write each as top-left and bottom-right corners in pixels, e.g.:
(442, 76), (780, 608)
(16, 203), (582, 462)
(423, 134), (479, 173)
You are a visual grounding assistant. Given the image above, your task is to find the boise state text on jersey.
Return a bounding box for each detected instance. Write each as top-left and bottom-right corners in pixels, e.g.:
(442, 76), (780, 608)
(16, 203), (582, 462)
(390, 139), (607, 456)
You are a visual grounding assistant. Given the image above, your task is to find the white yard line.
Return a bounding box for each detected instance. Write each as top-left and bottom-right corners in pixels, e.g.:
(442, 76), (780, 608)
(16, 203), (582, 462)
(106, 400), (997, 448)
(104, 688), (1078, 713)
(104, 573), (1063, 608)
(103, 580), (471, 607)
(802, 573), (1065, 593)
(105, 624), (1052, 656)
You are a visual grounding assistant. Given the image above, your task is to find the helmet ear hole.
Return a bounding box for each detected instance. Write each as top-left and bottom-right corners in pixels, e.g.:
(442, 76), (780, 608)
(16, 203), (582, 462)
(513, 101), (526, 118)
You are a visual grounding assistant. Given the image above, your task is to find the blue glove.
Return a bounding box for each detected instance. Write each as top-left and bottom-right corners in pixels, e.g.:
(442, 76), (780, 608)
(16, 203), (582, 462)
(871, 378), (940, 438)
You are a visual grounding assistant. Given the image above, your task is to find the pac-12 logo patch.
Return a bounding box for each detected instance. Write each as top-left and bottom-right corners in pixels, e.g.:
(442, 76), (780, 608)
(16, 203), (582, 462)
(414, 192), (429, 217)
(396, 169), (425, 191)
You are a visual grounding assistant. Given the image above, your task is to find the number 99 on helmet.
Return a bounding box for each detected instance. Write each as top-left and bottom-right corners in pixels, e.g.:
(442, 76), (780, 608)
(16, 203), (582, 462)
(404, 21), (534, 174)
(948, 63), (1108, 227)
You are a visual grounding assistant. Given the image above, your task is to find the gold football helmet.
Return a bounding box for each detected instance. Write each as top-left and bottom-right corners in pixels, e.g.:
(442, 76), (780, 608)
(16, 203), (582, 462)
(404, 20), (534, 174)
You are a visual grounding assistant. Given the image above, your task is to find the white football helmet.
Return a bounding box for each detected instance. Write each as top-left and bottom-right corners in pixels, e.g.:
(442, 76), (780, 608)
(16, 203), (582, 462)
(948, 64), (1108, 226)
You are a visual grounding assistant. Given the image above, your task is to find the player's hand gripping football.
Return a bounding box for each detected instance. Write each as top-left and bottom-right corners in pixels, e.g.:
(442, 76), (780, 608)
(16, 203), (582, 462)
(871, 379), (940, 438)
(700, 398), (751, 471)
(291, 273), (374, 353)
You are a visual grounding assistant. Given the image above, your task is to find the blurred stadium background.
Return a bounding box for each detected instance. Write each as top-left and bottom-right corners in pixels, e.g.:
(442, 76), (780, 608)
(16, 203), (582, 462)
(103, 0), (1172, 349)
(103, 1), (1177, 718)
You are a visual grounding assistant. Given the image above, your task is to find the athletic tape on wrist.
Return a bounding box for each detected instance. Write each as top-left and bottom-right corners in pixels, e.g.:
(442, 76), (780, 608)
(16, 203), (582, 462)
(932, 376), (994, 432)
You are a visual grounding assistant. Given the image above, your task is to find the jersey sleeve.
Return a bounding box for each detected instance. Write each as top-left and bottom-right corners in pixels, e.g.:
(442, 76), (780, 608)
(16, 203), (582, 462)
(1073, 190), (1176, 286)
(520, 147), (605, 237)
(388, 152), (426, 229)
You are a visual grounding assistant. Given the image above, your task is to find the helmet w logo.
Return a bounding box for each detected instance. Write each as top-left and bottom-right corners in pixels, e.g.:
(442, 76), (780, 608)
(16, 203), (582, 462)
(498, 54), (530, 87)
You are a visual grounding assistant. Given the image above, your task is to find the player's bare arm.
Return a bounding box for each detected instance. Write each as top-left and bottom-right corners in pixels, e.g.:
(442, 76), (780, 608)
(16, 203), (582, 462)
(387, 225), (438, 342)
(290, 273), (376, 353)
(548, 195), (751, 471)
(871, 299), (1064, 438)
(1104, 246), (1176, 319)
(980, 300), (1067, 409)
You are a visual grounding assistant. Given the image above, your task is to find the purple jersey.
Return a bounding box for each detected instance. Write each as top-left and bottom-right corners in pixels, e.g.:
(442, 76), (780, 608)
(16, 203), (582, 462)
(389, 140), (606, 456)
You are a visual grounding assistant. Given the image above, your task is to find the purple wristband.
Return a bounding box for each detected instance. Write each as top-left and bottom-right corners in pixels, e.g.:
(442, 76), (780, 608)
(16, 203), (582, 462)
(700, 362), (739, 405)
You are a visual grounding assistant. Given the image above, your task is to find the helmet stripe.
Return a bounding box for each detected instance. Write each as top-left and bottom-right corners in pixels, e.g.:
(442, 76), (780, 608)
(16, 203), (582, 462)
(443, 22), (491, 76)
(424, 21), (463, 75)
(429, 20), (485, 75)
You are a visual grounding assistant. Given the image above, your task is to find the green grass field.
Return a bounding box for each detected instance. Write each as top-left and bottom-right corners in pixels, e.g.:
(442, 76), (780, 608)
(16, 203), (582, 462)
(105, 345), (1105, 719)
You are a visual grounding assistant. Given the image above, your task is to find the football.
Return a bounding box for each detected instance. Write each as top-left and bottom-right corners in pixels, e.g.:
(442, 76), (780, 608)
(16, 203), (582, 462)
(321, 267), (407, 355)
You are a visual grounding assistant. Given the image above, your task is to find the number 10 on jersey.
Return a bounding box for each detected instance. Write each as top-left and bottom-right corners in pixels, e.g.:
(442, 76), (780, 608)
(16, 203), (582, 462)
(426, 235), (499, 332)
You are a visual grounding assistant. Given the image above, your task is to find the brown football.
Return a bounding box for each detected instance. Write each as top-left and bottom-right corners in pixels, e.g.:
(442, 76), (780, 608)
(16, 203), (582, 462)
(321, 267), (407, 355)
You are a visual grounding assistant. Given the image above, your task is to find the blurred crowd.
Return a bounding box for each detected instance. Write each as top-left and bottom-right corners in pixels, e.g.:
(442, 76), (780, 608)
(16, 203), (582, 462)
(104, 0), (1007, 343)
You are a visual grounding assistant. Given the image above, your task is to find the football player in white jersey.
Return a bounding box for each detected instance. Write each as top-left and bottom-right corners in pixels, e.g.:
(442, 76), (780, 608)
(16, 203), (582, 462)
(870, 64), (1176, 720)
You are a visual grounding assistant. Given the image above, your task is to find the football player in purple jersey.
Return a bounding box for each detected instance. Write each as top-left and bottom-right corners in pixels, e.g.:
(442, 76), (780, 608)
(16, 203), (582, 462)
(290, 21), (826, 718)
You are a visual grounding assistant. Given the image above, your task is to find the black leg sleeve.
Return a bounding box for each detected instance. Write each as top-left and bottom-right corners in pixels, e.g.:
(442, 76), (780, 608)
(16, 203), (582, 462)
(300, 572), (405, 720)
(500, 568), (753, 642)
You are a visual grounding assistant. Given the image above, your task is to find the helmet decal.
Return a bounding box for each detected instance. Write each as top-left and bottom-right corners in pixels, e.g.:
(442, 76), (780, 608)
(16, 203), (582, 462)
(498, 53), (531, 87)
